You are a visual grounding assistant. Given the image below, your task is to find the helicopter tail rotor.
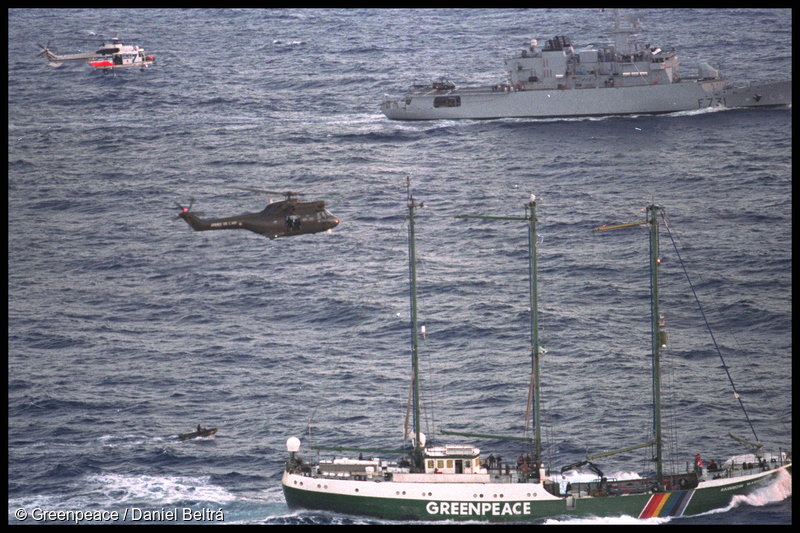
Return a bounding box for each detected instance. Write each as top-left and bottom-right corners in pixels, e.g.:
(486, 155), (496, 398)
(173, 198), (195, 220)
(37, 42), (56, 60)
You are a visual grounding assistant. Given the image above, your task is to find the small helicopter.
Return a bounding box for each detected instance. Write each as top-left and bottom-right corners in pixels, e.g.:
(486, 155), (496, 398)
(174, 187), (339, 240)
(37, 36), (155, 73)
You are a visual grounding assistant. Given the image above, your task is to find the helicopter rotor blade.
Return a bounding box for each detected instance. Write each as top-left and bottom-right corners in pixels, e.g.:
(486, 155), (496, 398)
(226, 186), (295, 197)
(302, 179), (342, 191)
(226, 180), (342, 198)
(60, 33), (132, 43)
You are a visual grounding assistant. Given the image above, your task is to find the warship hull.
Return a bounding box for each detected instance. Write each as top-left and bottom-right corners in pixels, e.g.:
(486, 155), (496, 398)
(381, 79), (791, 121)
(283, 464), (790, 522)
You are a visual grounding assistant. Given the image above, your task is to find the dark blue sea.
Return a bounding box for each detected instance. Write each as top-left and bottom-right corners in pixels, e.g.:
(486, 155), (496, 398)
(8, 9), (791, 525)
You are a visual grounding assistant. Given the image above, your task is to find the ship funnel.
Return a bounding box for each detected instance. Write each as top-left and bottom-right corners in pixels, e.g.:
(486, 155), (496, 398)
(698, 63), (720, 79)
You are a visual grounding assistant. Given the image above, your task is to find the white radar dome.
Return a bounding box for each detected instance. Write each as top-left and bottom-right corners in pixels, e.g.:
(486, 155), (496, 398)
(287, 437), (301, 453)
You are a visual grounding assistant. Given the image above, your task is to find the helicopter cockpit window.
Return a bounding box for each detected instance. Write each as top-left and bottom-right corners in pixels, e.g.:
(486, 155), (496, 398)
(286, 215), (301, 230)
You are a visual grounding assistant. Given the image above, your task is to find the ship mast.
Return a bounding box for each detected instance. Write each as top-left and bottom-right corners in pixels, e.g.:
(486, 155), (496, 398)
(611, 8), (637, 56)
(453, 197), (542, 469)
(528, 199), (542, 467)
(406, 179), (424, 471)
(592, 205), (666, 490)
(647, 204), (665, 489)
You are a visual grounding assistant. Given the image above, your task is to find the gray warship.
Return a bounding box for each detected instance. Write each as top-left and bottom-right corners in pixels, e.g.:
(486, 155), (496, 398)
(381, 10), (791, 120)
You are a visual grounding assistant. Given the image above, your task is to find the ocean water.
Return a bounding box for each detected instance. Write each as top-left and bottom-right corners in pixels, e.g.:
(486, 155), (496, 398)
(7, 8), (791, 524)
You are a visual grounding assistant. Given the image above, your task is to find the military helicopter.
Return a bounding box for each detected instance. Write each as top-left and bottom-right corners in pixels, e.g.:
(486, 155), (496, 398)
(37, 36), (155, 73)
(174, 187), (339, 240)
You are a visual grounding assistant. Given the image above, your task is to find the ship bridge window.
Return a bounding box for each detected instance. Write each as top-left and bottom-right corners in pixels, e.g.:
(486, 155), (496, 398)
(433, 96), (461, 108)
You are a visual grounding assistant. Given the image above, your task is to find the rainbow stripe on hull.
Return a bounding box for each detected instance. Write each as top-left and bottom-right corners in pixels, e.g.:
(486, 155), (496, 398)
(639, 490), (694, 519)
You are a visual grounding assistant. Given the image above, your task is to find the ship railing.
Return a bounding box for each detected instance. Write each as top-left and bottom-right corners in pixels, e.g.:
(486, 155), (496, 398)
(484, 463), (551, 485)
(724, 459), (781, 478)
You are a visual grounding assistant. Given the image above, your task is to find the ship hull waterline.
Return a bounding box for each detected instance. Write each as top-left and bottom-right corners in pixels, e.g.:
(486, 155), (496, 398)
(381, 80), (791, 121)
(282, 464), (790, 522)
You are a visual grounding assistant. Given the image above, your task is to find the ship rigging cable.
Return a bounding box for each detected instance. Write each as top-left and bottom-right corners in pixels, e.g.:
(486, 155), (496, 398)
(659, 210), (761, 443)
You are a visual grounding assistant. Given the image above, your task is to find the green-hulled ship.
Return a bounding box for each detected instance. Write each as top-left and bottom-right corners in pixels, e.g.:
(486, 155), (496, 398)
(282, 186), (790, 521)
